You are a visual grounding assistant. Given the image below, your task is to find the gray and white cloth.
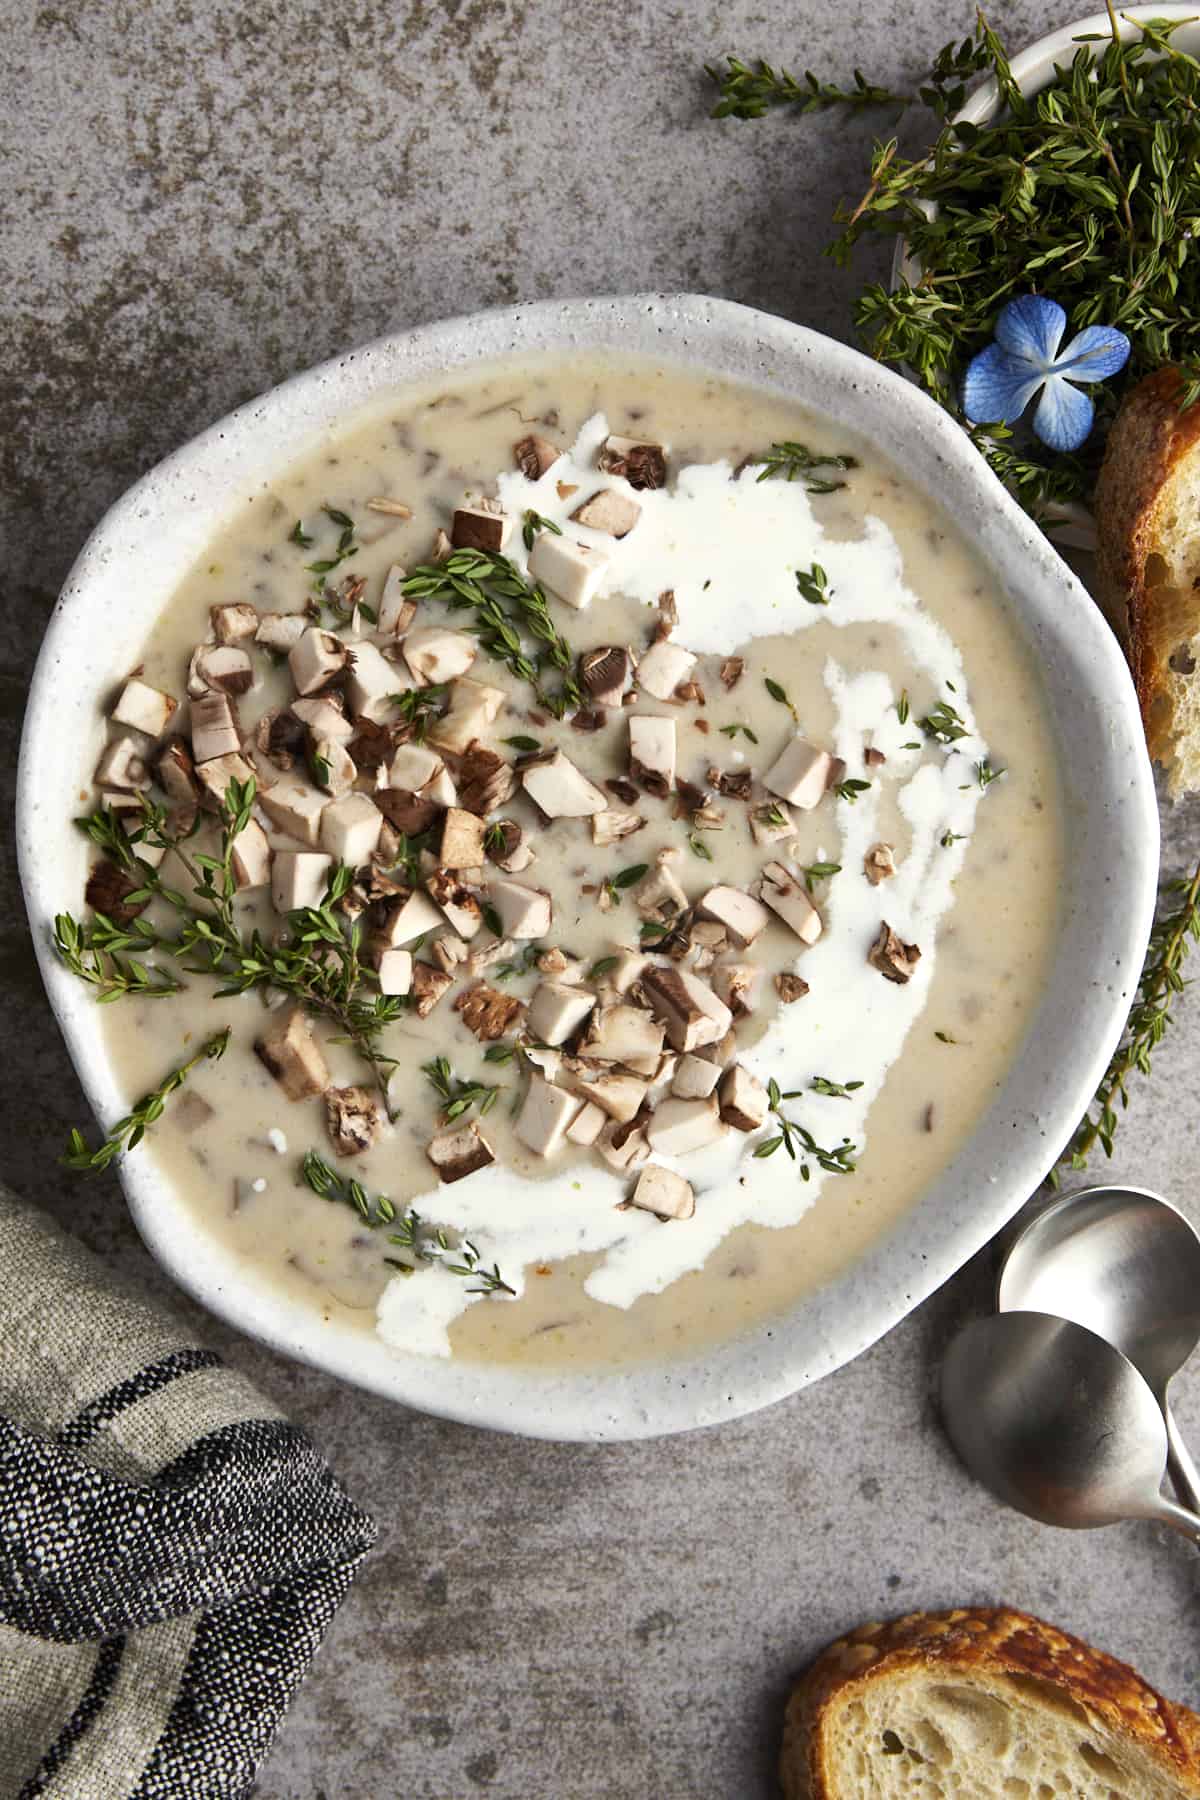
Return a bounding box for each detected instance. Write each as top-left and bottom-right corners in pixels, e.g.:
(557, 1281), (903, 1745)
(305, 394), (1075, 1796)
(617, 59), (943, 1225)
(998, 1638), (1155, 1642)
(0, 1187), (376, 1799)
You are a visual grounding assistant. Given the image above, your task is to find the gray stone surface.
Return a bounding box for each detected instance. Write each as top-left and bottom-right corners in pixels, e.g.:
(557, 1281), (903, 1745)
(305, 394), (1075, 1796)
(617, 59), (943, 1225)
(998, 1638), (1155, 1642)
(3, 2), (1200, 1795)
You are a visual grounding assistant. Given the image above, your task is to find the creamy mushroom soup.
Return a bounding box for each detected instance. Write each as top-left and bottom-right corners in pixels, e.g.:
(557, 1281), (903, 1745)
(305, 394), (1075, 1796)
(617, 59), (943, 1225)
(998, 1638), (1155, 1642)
(77, 352), (1065, 1367)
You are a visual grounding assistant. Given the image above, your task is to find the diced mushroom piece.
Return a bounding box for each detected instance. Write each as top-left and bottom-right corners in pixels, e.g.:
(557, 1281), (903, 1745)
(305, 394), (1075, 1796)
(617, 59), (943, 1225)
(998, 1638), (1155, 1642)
(455, 982), (525, 1040)
(718, 1064), (768, 1133)
(527, 980), (596, 1046)
(427, 868), (483, 939)
(378, 948), (413, 995)
(426, 678), (508, 757)
(775, 972), (810, 1004)
(864, 842), (898, 885)
(253, 709), (306, 774)
(311, 737), (357, 797)
(596, 1122), (650, 1171)
(211, 602), (259, 645)
(410, 962), (454, 1017)
(710, 960), (765, 1017)
(566, 1100), (607, 1147)
(452, 506), (512, 553)
(571, 488), (640, 538)
(195, 752), (256, 806)
(255, 1005), (330, 1101)
(378, 565), (416, 637)
(95, 736), (149, 791)
(585, 1003), (665, 1066)
(751, 802), (797, 848)
(343, 642), (397, 723)
(431, 933), (470, 974)
(191, 691), (241, 764)
(528, 532), (610, 610)
(868, 922), (921, 984)
(696, 1029), (737, 1069)
(641, 966), (733, 1053)
(646, 1096), (727, 1156)
(628, 716), (676, 796)
(423, 762), (457, 814)
(258, 776), (328, 846)
(719, 657), (744, 690)
(630, 1164), (695, 1221)
(156, 739), (200, 804)
(487, 877), (552, 939)
(85, 860), (144, 926)
(592, 808), (644, 846)
(520, 748), (608, 818)
(385, 750), (439, 800)
(290, 627), (348, 696)
(636, 639), (697, 700)
(597, 434), (667, 490)
(607, 950), (649, 993)
(426, 1120), (495, 1183)
(403, 625), (476, 686)
(111, 677), (177, 738)
(439, 806), (487, 869)
(632, 858), (688, 924)
(374, 790), (439, 838)
(272, 850), (333, 913)
(697, 884), (770, 948)
(568, 1071), (648, 1123)
(293, 695), (354, 741)
(194, 645), (255, 697)
(326, 1085), (385, 1157)
(515, 1074), (581, 1157)
(377, 889), (445, 947)
(671, 1054), (721, 1100)
(764, 737), (838, 810)
(757, 862), (823, 944)
(514, 433), (562, 479)
(174, 1091), (215, 1133)
(579, 645), (635, 708)
(229, 819), (271, 891)
(320, 793), (383, 867)
(256, 612), (308, 654)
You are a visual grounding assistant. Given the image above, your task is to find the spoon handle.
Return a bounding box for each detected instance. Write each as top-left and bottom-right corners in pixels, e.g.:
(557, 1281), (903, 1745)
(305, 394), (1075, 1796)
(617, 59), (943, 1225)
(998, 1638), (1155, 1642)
(1152, 1494), (1200, 1544)
(1165, 1401), (1200, 1517)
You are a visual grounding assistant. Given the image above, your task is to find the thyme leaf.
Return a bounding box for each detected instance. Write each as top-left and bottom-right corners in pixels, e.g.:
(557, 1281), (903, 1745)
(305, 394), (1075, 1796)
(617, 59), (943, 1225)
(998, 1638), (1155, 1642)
(64, 1028), (230, 1171)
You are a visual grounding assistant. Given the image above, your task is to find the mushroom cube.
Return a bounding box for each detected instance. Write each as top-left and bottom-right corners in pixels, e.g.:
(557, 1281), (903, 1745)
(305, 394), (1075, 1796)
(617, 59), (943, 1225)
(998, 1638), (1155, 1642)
(256, 612), (308, 654)
(630, 1164), (695, 1221)
(378, 565), (416, 637)
(440, 806), (487, 869)
(258, 775), (329, 847)
(520, 749), (608, 818)
(421, 763), (458, 808)
(632, 859), (688, 924)
(426, 1120), (495, 1183)
(567, 1071), (648, 1123)
(289, 627), (348, 696)
(596, 1122), (650, 1171)
(697, 885), (770, 948)
(527, 980), (596, 1046)
(320, 793), (383, 867)
(272, 850), (333, 913)
(292, 695), (354, 741)
(584, 1003), (665, 1066)
(325, 1085), (384, 1157)
(636, 640), (696, 701)
(344, 641), (398, 722)
(111, 678), (177, 738)
(487, 878), (552, 940)
(195, 752), (255, 805)
(514, 433), (562, 479)
(710, 960), (765, 1017)
(211, 602), (260, 645)
(156, 740), (200, 804)
(193, 645), (255, 697)
(718, 1064), (768, 1132)
(376, 890), (445, 948)
(593, 808), (644, 847)
(403, 625), (477, 686)
(598, 435), (667, 489)
(190, 691), (241, 764)
(645, 1096), (727, 1156)
(641, 966), (733, 1053)
(311, 737), (357, 797)
(515, 1075), (582, 1158)
(868, 921), (922, 984)
(565, 1100), (607, 1147)
(427, 868), (483, 939)
(757, 861), (823, 944)
(764, 737), (838, 811)
(528, 532), (610, 610)
(579, 645), (634, 707)
(410, 962), (454, 1016)
(671, 1054), (721, 1101)
(389, 744), (443, 791)
(377, 948), (413, 995)
(864, 842), (898, 885)
(751, 801), (798, 848)
(427, 678), (508, 756)
(255, 1005), (330, 1101)
(628, 715), (676, 796)
(606, 950), (649, 994)
(452, 506), (512, 553)
(95, 736), (149, 791)
(571, 488), (641, 538)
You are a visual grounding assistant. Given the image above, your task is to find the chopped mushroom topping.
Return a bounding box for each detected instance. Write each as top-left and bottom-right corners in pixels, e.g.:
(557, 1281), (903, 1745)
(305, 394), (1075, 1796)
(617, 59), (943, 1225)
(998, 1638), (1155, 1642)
(579, 645), (634, 707)
(375, 889), (445, 947)
(403, 625), (477, 686)
(484, 818), (534, 873)
(565, 1070), (648, 1123)
(431, 933), (470, 974)
(487, 877), (552, 939)
(157, 739), (200, 804)
(671, 1054), (721, 1100)
(111, 678), (177, 738)
(289, 627), (348, 696)
(598, 435), (667, 490)
(311, 738), (357, 797)
(375, 790), (439, 837)
(454, 982), (525, 1041)
(628, 715), (676, 796)
(757, 861), (823, 944)
(254, 709), (306, 772)
(426, 1120), (495, 1183)
(229, 819), (271, 891)
(427, 869), (483, 939)
(452, 506), (512, 553)
(293, 695), (354, 741)
(378, 948), (413, 995)
(636, 639), (696, 701)
(775, 972), (810, 1003)
(410, 962), (454, 1016)
(864, 842), (898, 885)
(320, 793), (383, 867)
(565, 1100), (607, 1147)
(195, 752), (256, 806)
(527, 980), (596, 1046)
(378, 566), (417, 638)
(520, 748), (608, 818)
(571, 489), (641, 538)
(514, 433), (562, 479)
(868, 922), (922, 984)
(211, 602), (259, 645)
(592, 808), (644, 846)
(325, 1085), (385, 1157)
(272, 850), (332, 913)
(344, 642), (398, 722)
(631, 856), (689, 923)
(697, 884), (770, 948)
(514, 1075), (581, 1157)
(711, 961), (765, 1017)
(719, 657), (744, 690)
(454, 743), (516, 815)
(255, 1005), (330, 1101)
(255, 612), (308, 654)
(641, 966), (733, 1053)
(764, 737), (840, 810)
(85, 861), (145, 927)
(596, 1122), (650, 1171)
(440, 806), (487, 869)
(584, 1003), (665, 1065)
(718, 1064), (768, 1132)
(645, 1096), (727, 1156)
(528, 532), (609, 610)
(629, 1164), (695, 1220)
(750, 801), (797, 848)
(193, 645), (255, 697)
(190, 691), (241, 764)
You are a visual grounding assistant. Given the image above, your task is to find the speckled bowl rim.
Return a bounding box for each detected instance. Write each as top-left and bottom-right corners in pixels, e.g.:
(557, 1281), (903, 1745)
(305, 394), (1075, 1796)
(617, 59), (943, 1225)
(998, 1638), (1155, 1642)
(17, 293), (1158, 1440)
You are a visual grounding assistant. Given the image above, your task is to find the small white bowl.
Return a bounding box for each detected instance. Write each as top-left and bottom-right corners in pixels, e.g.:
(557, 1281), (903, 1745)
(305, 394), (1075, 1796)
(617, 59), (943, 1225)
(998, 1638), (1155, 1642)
(16, 294), (1158, 1440)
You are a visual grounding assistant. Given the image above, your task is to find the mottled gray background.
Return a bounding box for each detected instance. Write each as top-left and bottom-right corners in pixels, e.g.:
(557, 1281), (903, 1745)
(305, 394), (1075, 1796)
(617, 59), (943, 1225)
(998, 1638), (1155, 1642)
(4, 2), (1200, 1795)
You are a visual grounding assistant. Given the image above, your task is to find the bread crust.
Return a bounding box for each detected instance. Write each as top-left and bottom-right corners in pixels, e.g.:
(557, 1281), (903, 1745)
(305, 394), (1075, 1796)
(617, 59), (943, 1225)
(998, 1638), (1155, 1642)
(1094, 365), (1200, 751)
(781, 1606), (1200, 1800)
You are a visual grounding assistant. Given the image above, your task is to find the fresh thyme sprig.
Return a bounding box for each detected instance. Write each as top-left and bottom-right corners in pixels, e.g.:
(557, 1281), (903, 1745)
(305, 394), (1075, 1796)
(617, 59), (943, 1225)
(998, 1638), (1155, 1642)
(920, 699), (969, 746)
(833, 778), (870, 804)
(391, 684), (448, 742)
(64, 1028), (231, 1171)
(754, 440), (860, 493)
(422, 1055), (501, 1122)
(401, 548), (582, 717)
(522, 508), (563, 551)
(754, 1078), (859, 1179)
(302, 1147), (403, 1229)
(765, 677), (799, 722)
(796, 562), (831, 606)
(602, 862), (649, 907)
(718, 722), (758, 743)
(707, 57), (903, 121)
(802, 861), (841, 891)
(299, 505), (359, 595)
(810, 1075), (865, 1098)
(53, 912), (181, 1002)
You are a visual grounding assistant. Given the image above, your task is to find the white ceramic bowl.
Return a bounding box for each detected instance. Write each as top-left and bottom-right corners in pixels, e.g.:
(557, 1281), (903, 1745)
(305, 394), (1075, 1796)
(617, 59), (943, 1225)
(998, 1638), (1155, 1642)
(17, 294), (1158, 1440)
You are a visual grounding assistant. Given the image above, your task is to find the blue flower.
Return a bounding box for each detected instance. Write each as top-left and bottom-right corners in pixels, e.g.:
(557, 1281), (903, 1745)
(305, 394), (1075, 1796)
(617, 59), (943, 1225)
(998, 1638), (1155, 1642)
(962, 295), (1131, 452)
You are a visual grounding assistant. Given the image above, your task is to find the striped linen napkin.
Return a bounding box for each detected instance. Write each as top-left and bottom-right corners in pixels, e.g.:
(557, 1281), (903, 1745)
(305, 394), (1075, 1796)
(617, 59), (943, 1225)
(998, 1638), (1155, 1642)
(0, 1186), (376, 1799)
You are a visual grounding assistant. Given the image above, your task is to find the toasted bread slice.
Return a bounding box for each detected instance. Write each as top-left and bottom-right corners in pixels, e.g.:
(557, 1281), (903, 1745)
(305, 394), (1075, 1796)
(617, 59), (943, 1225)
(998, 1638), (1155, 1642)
(1095, 366), (1200, 797)
(781, 1607), (1200, 1799)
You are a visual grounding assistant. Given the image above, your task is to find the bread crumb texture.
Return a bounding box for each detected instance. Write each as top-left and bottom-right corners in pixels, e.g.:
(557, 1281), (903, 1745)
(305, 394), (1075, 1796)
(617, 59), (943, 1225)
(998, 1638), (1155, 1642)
(781, 1605), (1200, 1799)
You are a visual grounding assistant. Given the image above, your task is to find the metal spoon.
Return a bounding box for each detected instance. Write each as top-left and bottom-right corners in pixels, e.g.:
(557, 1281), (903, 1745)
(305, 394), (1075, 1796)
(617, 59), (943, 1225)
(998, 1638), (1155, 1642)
(941, 1310), (1200, 1542)
(998, 1184), (1200, 1513)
